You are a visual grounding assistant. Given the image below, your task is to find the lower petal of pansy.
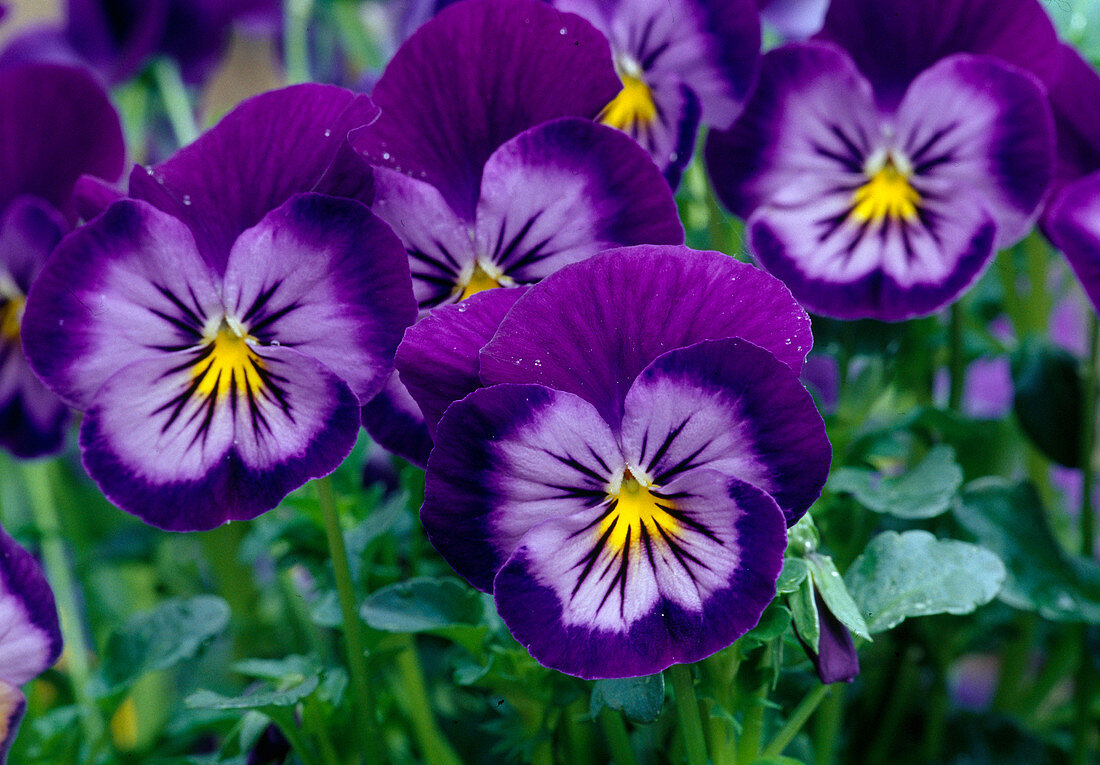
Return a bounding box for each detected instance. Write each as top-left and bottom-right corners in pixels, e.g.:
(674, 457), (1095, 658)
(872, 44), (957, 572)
(423, 384), (622, 592)
(0, 347), (69, 459)
(360, 372), (434, 468)
(493, 470), (786, 679)
(222, 193), (416, 404)
(0, 680), (26, 764)
(620, 338), (830, 526)
(1046, 173), (1100, 315)
(79, 347), (359, 531)
(0, 525), (62, 686)
(475, 118), (683, 283)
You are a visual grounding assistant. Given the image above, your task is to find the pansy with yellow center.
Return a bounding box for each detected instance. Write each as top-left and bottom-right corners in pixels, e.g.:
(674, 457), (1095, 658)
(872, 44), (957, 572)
(706, 43), (1054, 320)
(417, 247), (830, 678)
(553, 0), (760, 187)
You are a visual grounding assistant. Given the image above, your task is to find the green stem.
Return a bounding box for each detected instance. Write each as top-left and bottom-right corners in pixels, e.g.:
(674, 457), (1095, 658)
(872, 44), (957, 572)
(283, 0), (314, 84)
(304, 696), (341, 765)
(267, 707), (323, 765)
(865, 648), (919, 765)
(947, 302), (965, 412)
(669, 664), (708, 765)
(149, 58), (198, 146)
(762, 684), (832, 758)
(992, 614), (1037, 713)
(736, 683), (768, 763)
(812, 685), (844, 765)
(392, 636), (463, 765)
(1072, 312), (1100, 765)
(19, 461), (106, 750)
(599, 709), (638, 765)
(317, 477), (378, 763)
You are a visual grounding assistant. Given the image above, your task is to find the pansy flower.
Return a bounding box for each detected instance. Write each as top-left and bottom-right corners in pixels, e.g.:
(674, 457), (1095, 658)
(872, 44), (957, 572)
(551, 0), (760, 186)
(353, 0), (684, 465)
(0, 524), (63, 763)
(0, 63), (124, 458)
(706, 39), (1054, 320)
(418, 246), (831, 678)
(755, 0), (828, 40)
(1046, 176), (1100, 319)
(22, 85), (416, 531)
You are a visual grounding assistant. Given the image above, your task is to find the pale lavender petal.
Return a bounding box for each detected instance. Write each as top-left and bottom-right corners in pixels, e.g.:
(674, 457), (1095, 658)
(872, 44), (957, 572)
(0, 525), (61, 685)
(1046, 172), (1100, 316)
(0, 680), (26, 765)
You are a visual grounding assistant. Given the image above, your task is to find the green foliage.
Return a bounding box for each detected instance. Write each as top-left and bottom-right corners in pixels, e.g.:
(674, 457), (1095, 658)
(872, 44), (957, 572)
(590, 674), (666, 724)
(828, 445), (963, 519)
(1011, 338), (1084, 467)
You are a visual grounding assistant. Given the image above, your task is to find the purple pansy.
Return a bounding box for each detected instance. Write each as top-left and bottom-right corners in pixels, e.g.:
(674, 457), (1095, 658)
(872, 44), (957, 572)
(1046, 175), (1100, 317)
(796, 591), (860, 684)
(22, 85), (416, 531)
(418, 246), (830, 678)
(706, 40), (1053, 321)
(755, 0), (828, 40)
(550, 0), (760, 186)
(353, 0), (684, 465)
(0, 524), (63, 763)
(0, 64), (124, 459)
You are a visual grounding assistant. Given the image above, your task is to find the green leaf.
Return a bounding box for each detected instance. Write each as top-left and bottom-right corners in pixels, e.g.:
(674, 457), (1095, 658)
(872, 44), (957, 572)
(845, 530), (1006, 633)
(828, 445), (962, 519)
(806, 553), (870, 640)
(186, 674), (320, 711)
(788, 576), (819, 652)
(740, 601), (791, 648)
(589, 673), (665, 724)
(232, 655), (318, 682)
(1012, 338), (1083, 467)
(953, 479), (1100, 622)
(102, 596), (230, 689)
(776, 558), (810, 595)
(359, 577), (484, 633)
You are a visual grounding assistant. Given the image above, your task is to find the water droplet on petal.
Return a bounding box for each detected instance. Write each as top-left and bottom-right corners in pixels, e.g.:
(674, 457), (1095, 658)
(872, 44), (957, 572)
(559, 27), (567, 34)
(324, 128), (332, 137)
(382, 152), (391, 160)
(182, 195), (191, 206)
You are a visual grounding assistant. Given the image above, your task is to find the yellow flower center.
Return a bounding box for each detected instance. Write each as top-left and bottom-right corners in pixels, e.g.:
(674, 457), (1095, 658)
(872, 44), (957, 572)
(192, 321), (265, 399)
(850, 159), (921, 223)
(0, 295), (24, 343)
(601, 470), (681, 553)
(456, 261), (512, 301)
(600, 72), (657, 131)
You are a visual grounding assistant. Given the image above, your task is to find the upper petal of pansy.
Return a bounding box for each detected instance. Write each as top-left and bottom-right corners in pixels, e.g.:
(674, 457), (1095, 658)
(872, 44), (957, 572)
(66, 0), (170, 82)
(360, 372), (434, 468)
(423, 384), (623, 592)
(1045, 173), (1100, 316)
(0, 63), (124, 219)
(396, 288), (527, 439)
(79, 346), (361, 531)
(0, 680), (27, 765)
(369, 167), (478, 311)
(555, 0), (759, 129)
(893, 54), (1052, 248)
(756, 0), (828, 40)
(0, 525), (62, 686)
(815, 0), (1062, 110)
(1046, 44), (1100, 194)
(22, 200), (223, 410)
(475, 118), (683, 284)
(221, 193), (416, 404)
(620, 338), (830, 525)
(493, 470), (786, 679)
(129, 84), (379, 273)
(704, 42), (881, 220)
(479, 246), (812, 426)
(351, 0), (620, 220)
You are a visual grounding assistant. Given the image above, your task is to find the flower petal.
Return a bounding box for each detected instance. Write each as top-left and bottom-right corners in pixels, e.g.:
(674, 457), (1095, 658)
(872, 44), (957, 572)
(493, 470), (786, 678)
(360, 373), (434, 468)
(0, 525), (61, 685)
(479, 245), (811, 426)
(475, 119), (683, 281)
(621, 338), (830, 525)
(1048, 44), (1100, 192)
(79, 347), (360, 531)
(222, 193), (415, 404)
(422, 384), (622, 592)
(396, 287), (528, 438)
(129, 84), (379, 273)
(0, 63), (124, 218)
(351, 0), (620, 219)
(0, 680), (26, 765)
(22, 200), (223, 409)
(1046, 173), (1100, 316)
(816, 0), (1061, 110)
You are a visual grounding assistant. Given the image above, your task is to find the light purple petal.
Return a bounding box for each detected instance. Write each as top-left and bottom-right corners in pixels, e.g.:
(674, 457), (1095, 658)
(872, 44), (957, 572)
(0, 63), (124, 219)
(351, 0), (620, 220)
(0, 680), (26, 764)
(0, 25), (88, 74)
(396, 288), (527, 438)
(1047, 44), (1100, 193)
(422, 384), (622, 592)
(493, 471), (786, 678)
(479, 245), (812, 426)
(553, 0), (760, 129)
(1046, 173), (1100, 316)
(71, 174), (124, 222)
(815, 0), (1062, 110)
(757, 0), (828, 39)
(360, 372), (434, 468)
(0, 525), (62, 685)
(79, 346), (360, 531)
(621, 339), (830, 525)
(22, 200), (223, 410)
(129, 84), (379, 273)
(222, 193), (415, 404)
(475, 119), (683, 283)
